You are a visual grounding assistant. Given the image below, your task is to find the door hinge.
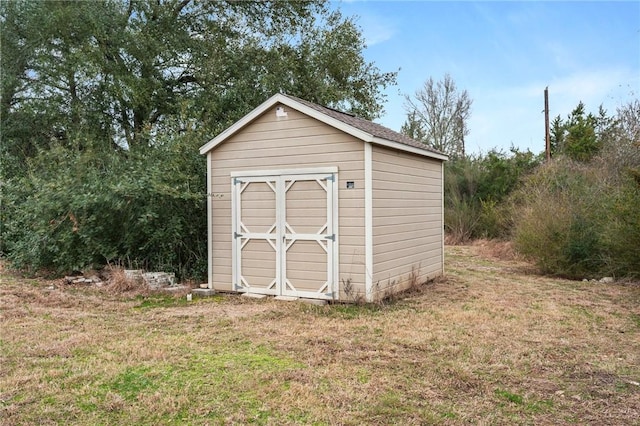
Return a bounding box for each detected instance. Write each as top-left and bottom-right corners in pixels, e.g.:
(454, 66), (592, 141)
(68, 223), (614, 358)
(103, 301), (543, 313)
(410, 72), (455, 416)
(233, 177), (242, 185)
(324, 234), (335, 241)
(234, 231), (243, 239)
(325, 174), (335, 182)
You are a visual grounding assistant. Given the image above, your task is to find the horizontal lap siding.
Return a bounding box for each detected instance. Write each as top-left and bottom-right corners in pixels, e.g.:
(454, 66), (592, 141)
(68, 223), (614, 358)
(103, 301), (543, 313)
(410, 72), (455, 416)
(209, 105), (365, 296)
(371, 145), (443, 300)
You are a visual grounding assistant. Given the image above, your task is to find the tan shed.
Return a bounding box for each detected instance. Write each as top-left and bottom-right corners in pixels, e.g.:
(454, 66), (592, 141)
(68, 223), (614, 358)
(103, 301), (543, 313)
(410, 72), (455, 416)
(199, 94), (448, 302)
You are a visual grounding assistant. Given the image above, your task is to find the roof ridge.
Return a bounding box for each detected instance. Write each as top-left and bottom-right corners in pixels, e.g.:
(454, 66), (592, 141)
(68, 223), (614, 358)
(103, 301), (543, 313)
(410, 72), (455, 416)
(282, 94), (356, 117)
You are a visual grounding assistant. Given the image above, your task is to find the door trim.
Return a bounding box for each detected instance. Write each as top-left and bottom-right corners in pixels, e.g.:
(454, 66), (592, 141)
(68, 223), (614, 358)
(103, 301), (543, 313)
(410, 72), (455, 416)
(231, 169), (339, 300)
(231, 166), (337, 178)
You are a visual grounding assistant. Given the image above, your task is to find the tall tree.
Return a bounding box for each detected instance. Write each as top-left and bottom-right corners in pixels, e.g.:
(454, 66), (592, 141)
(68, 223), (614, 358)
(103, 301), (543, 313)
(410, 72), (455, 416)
(1, 0), (396, 168)
(549, 101), (614, 161)
(401, 74), (472, 158)
(0, 0), (396, 276)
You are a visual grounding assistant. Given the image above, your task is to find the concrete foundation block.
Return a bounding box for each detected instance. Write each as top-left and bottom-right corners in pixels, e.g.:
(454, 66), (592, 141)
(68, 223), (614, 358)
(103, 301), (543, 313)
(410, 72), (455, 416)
(274, 295), (299, 302)
(192, 288), (216, 297)
(241, 293), (267, 299)
(300, 298), (328, 306)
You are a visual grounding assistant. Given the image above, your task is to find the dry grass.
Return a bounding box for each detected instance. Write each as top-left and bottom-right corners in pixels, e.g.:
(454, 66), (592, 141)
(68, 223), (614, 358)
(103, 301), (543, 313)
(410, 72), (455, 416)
(471, 238), (522, 261)
(1, 246), (639, 425)
(103, 265), (150, 296)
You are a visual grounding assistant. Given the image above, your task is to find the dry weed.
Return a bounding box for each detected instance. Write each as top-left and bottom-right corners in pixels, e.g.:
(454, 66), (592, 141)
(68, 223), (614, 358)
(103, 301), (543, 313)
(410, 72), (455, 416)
(103, 265), (150, 296)
(1, 246), (639, 425)
(472, 238), (521, 261)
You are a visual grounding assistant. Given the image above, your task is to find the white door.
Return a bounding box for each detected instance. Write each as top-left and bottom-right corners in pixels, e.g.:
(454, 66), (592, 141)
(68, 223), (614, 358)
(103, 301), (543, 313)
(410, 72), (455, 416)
(232, 172), (337, 300)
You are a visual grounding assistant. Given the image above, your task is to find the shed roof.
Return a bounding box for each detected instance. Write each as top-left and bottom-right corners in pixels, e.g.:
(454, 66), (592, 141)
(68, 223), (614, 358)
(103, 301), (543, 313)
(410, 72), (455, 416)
(199, 93), (448, 161)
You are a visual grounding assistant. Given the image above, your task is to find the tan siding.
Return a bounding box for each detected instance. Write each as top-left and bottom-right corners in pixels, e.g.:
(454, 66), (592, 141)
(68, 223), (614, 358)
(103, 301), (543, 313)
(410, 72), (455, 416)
(372, 190), (442, 200)
(372, 160), (442, 179)
(209, 104), (365, 298)
(371, 145), (444, 300)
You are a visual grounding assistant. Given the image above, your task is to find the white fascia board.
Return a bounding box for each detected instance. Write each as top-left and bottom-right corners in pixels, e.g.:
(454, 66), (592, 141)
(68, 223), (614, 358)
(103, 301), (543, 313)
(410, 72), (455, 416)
(199, 94), (374, 155)
(370, 137), (449, 162)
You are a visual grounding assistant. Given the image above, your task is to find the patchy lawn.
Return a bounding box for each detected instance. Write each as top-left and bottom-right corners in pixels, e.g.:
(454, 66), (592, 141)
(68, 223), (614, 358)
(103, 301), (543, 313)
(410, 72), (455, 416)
(1, 245), (639, 425)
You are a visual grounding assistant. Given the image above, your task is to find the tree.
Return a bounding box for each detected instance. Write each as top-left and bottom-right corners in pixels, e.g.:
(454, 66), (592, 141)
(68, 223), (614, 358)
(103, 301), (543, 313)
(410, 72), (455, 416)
(0, 0), (396, 277)
(549, 101), (615, 161)
(401, 74), (472, 158)
(1, 0), (396, 168)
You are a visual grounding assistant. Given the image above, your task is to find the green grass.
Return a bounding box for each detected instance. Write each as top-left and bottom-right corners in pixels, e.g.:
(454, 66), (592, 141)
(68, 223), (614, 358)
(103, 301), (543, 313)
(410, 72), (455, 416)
(495, 388), (524, 405)
(2, 245), (639, 425)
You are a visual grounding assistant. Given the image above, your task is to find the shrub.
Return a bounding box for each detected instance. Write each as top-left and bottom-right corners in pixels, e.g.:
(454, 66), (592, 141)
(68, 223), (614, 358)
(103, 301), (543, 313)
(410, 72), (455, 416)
(512, 158), (639, 279)
(444, 157), (479, 243)
(1, 133), (207, 280)
(444, 149), (540, 243)
(598, 178), (640, 277)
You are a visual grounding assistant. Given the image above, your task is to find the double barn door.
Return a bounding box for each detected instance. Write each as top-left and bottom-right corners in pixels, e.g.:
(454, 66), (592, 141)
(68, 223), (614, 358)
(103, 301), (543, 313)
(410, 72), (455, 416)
(232, 172), (336, 300)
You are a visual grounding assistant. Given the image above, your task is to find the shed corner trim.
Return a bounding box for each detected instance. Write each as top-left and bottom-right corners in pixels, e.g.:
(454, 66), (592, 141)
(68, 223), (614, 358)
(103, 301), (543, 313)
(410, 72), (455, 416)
(364, 141), (373, 302)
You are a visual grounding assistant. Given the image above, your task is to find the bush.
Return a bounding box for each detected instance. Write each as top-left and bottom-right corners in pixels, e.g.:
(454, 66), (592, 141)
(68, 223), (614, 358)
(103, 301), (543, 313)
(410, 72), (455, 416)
(444, 148), (540, 243)
(444, 158), (481, 243)
(598, 178), (640, 277)
(512, 100), (640, 279)
(512, 158), (640, 279)
(1, 133), (207, 280)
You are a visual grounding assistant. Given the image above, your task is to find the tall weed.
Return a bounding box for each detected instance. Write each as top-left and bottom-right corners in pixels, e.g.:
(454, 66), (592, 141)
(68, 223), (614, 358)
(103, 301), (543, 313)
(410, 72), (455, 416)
(512, 158), (639, 278)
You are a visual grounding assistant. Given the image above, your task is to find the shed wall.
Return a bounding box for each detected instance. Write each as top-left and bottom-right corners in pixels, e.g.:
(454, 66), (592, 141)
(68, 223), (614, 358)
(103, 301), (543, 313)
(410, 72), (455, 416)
(370, 144), (444, 299)
(208, 104), (366, 298)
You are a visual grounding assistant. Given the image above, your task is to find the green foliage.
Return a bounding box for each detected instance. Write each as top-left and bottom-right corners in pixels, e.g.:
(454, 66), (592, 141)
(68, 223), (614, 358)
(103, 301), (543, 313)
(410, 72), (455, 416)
(512, 158), (640, 279)
(444, 148), (540, 242)
(494, 388), (524, 405)
(513, 101), (640, 279)
(1, 0), (395, 278)
(1, 0), (395, 170)
(2, 131), (207, 278)
(550, 102), (614, 161)
(598, 182), (640, 277)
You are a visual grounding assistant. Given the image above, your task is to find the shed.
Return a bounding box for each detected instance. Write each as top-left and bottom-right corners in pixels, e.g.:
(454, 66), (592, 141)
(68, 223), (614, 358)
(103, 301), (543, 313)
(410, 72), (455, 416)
(199, 93), (448, 302)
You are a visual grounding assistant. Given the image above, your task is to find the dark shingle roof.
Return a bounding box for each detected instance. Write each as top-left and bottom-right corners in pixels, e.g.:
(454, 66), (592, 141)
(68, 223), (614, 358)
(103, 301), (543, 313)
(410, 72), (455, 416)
(283, 94), (446, 157)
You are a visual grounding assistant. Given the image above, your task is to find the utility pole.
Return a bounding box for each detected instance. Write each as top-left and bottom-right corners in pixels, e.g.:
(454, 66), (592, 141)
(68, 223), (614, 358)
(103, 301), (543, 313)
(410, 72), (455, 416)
(544, 87), (551, 161)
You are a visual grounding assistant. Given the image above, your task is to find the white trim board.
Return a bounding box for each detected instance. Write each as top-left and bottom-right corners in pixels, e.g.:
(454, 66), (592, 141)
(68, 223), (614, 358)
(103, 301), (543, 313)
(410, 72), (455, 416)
(370, 137), (449, 161)
(364, 142), (373, 302)
(441, 162), (445, 275)
(230, 167), (338, 178)
(207, 152), (213, 289)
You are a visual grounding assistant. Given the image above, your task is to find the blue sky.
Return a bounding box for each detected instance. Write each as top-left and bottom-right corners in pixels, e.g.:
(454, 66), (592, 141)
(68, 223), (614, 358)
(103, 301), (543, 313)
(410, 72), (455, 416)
(334, 1), (640, 155)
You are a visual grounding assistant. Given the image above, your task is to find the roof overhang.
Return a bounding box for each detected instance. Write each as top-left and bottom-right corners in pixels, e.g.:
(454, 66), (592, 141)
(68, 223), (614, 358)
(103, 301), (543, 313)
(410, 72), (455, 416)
(199, 93), (448, 161)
